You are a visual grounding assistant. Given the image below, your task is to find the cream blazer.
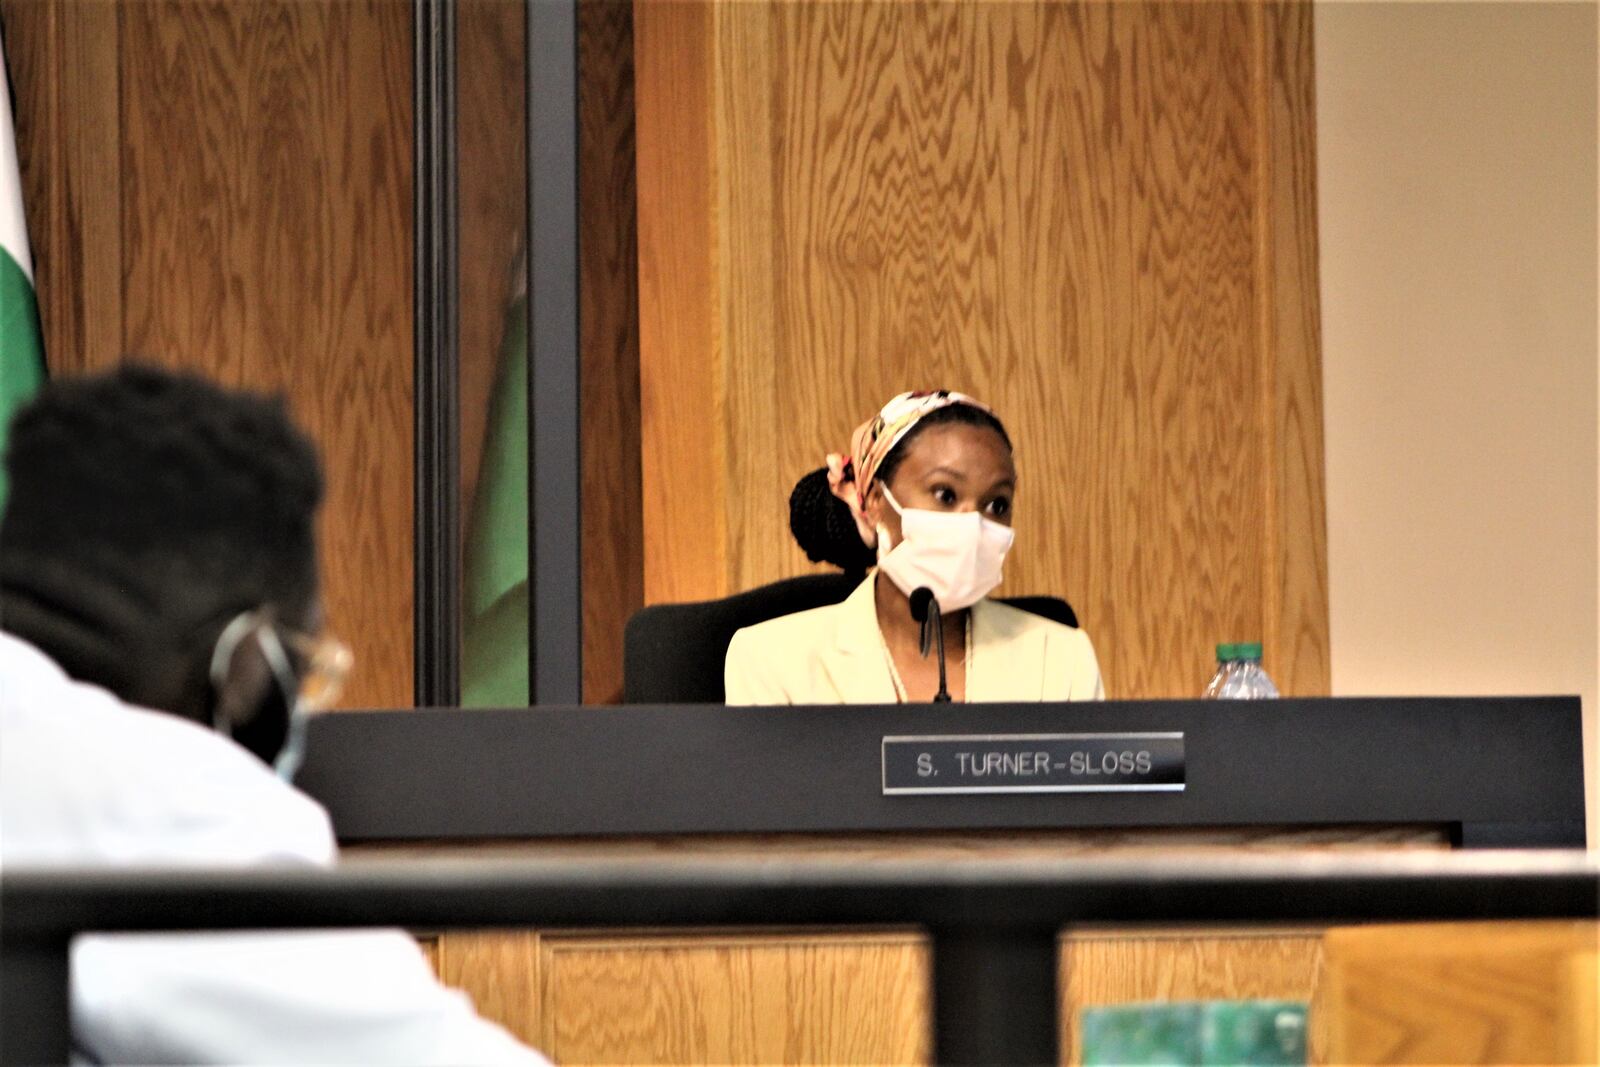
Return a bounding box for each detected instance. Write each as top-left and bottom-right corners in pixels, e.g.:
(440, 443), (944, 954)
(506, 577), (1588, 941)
(724, 575), (1104, 705)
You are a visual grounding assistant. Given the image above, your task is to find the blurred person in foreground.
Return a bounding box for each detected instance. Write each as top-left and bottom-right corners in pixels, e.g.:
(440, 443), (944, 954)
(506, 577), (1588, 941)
(0, 365), (549, 1064)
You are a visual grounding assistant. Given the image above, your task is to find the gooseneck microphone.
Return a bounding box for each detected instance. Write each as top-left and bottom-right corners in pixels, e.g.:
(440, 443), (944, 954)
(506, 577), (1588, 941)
(908, 587), (952, 703)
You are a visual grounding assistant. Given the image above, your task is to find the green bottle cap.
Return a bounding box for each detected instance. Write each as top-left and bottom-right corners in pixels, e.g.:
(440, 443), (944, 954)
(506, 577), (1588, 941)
(1236, 641), (1263, 660)
(1215, 643), (1238, 661)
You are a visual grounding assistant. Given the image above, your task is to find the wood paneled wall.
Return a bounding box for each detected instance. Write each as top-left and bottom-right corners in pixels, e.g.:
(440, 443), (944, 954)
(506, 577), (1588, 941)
(637, 0), (1331, 698)
(425, 918), (1599, 1066)
(427, 925), (1323, 1065)
(1323, 921), (1600, 1065)
(4, 0), (642, 703)
(435, 928), (932, 1064)
(577, 0), (642, 703)
(3, 0), (415, 708)
(387, 826), (1446, 1065)
(6, 0), (1326, 705)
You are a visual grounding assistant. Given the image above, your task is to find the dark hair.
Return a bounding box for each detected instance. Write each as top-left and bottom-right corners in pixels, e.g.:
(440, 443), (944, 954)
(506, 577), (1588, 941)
(789, 403), (1011, 572)
(0, 364), (324, 706)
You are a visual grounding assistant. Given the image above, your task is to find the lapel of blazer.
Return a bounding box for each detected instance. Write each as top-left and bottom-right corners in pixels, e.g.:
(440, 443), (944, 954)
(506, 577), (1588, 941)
(967, 599), (1047, 702)
(816, 574), (900, 704)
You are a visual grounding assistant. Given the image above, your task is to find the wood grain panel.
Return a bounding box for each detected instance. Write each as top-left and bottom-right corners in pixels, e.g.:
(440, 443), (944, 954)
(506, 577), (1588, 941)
(578, 0), (642, 702)
(0, 0), (123, 377)
(637, 1), (1331, 698)
(1255, 1), (1330, 697)
(635, 0), (725, 605)
(714, 3), (780, 595)
(1324, 920), (1600, 1065)
(413, 921), (1346, 1067)
(538, 930), (930, 1065)
(1568, 950), (1599, 1066)
(117, 1), (413, 708)
(417, 933), (441, 975)
(457, 0), (526, 521)
(756, 1), (1261, 698)
(1060, 928), (1325, 1066)
(435, 929), (547, 1050)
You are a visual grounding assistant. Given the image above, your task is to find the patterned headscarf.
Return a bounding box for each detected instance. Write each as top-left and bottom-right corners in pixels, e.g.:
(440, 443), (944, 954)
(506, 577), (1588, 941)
(824, 390), (996, 547)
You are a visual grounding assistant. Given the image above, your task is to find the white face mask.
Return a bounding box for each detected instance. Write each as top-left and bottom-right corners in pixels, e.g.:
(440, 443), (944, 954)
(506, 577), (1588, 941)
(874, 486), (1016, 611)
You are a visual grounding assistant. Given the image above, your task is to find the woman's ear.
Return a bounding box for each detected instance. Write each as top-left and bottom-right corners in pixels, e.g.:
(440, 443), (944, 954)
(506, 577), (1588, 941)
(860, 480), (884, 525)
(857, 483), (883, 534)
(861, 480), (902, 551)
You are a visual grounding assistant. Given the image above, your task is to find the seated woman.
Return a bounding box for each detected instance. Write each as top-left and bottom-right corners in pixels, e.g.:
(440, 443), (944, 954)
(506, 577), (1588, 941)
(725, 390), (1104, 704)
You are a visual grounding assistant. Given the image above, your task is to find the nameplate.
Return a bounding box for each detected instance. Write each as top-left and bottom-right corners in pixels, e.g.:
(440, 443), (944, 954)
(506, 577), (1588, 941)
(881, 733), (1186, 795)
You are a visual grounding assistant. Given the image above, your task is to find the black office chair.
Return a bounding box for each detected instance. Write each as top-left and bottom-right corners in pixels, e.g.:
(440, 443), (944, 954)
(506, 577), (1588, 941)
(622, 573), (1078, 703)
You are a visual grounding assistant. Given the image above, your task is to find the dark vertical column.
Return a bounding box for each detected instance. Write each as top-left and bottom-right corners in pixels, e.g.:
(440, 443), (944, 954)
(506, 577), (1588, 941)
(526, 0), (583, 705)
(414, 0), (461, 707)
(0, 936), (70, 1065)
(930, 925), (1060, 1066)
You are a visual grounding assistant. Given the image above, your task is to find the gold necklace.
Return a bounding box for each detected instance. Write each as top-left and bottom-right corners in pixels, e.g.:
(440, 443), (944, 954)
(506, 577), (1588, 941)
(882, 613), (974, 703)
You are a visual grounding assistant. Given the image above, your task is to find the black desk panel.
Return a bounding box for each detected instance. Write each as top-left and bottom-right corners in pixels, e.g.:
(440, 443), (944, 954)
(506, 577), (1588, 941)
(297, 697), (1587, 847)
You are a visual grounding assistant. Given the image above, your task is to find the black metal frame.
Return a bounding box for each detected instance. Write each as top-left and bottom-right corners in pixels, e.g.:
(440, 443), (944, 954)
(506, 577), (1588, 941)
(411, 1), (583, 706)
(525, 0), (584, 704)
(413, 0), (461, 706)
(4, 852), (1597, 1065)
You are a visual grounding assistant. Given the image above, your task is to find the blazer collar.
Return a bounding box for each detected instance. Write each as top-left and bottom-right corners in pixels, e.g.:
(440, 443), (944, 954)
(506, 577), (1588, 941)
(816, 574), (899, 703)
(832, 574), (885, 656)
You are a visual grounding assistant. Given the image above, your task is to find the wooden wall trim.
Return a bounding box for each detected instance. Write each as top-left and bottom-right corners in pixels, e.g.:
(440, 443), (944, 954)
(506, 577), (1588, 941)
(536, 928), (931, 1063)
(435, 929), (546, 1052)
(66, 2), (123, 376)
(578, 0), (642, 701)
(2, 0), (123, 376)
(634, 0), (727, 604)
(713, 4), (781, 596)
(1256, 0), (1331, 696)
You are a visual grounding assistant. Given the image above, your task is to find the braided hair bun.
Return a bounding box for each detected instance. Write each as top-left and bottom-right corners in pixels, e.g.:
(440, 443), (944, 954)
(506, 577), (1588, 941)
(788, 467), (876, 574)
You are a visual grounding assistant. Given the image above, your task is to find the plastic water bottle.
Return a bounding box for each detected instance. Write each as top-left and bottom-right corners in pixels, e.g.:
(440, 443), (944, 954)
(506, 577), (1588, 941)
(1203, 642), (1280, 699)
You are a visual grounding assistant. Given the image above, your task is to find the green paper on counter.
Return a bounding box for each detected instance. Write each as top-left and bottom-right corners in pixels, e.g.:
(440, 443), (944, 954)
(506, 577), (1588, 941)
(1081, 1000), (1307, 1066)
(1082, 1002), (1201, 1066)
(1201, 1000), (1307, 1064)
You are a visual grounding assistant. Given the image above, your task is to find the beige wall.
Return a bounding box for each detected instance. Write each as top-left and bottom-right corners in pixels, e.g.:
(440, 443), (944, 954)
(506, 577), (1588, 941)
(1315, 2), (1599, 843)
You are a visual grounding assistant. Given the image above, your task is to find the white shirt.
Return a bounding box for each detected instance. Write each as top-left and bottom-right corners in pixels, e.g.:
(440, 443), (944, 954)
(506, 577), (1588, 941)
(0, 631), (550, 1065)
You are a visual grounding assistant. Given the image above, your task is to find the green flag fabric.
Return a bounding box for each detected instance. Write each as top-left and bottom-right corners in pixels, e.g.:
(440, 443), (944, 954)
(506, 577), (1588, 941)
(0, 26), (46, 515)
(461, 289), (530, 706)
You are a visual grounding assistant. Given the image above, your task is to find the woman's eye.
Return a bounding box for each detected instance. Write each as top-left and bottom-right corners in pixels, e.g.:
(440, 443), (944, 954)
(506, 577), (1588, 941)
(932, 487), (957, 506)
(986, 497), (1011, 518)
